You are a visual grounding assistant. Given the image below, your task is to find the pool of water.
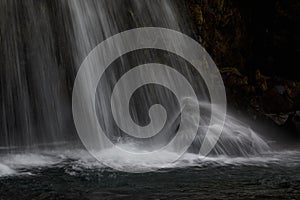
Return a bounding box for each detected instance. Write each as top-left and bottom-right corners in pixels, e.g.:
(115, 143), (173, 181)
(1, 149), (300, 199)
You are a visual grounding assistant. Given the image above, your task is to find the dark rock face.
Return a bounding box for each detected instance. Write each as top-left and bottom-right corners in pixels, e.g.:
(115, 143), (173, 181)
(186, 0), (246, 70)
(220, 66), (300, 124)
(186, 0), (300, 134)
(186, 0), (300, 80)
(262, 87), (294, 113)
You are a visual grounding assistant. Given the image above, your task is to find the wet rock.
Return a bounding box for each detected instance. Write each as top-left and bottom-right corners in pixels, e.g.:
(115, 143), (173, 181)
(186, 0), (246, 68)
(220, 67), (255, 95)
(283, 112), (300, 134)
(255, 69), (269, 92)
(187, 0), (300, 80)
(294, 94), (300, 110)
(291, 83), (300, 110)
(262, 86), (294, 113)
(292, 112), (300, 132)
(265, 114), (289, 126)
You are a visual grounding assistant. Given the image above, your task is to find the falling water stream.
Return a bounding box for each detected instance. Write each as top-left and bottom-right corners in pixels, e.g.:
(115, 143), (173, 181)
(0, 1), (300, 198)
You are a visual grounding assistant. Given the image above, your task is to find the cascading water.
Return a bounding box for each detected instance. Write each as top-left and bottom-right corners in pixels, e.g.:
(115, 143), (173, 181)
(66, 0), (270, 161)
(1, 0), (271, 175)
(0, 0), (76, 149)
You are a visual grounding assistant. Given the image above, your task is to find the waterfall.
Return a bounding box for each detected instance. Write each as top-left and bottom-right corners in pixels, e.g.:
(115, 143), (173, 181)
(0, 0), (270, 161)
(66, 0), (270, 160)
(0, 0), (75, 149)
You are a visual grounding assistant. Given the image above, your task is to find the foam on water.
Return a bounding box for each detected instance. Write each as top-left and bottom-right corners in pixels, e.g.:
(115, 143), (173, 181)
(0, 163), (16, 177)
(0, 153), (63, 177)
(1, 148), (299, 177)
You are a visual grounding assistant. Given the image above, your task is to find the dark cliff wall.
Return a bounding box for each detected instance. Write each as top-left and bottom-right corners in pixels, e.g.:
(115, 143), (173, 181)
(186, 0), (300, 80)
(186, 1), (300, 133)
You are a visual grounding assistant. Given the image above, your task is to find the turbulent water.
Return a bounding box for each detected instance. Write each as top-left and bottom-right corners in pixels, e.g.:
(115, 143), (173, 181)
(0, 0), (300, 199)
(0, 149), (300, 199)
